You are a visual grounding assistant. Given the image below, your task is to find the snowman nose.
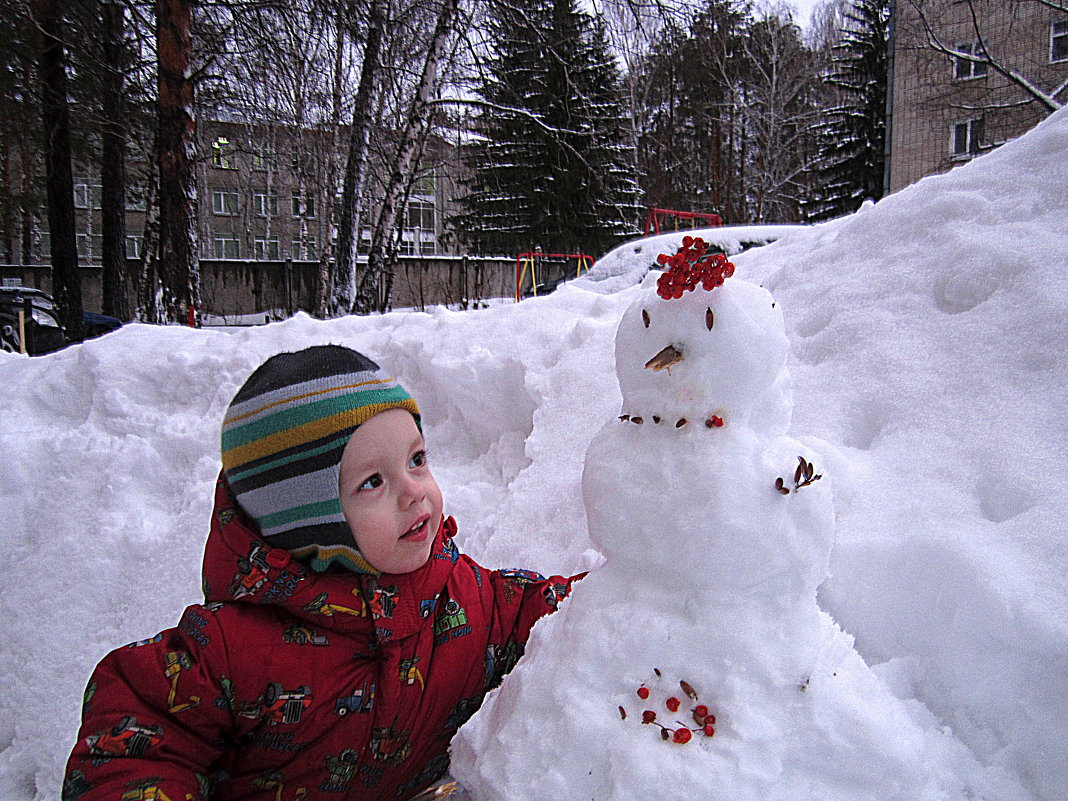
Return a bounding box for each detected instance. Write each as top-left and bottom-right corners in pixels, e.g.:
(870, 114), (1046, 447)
(645, 344), (684, 371)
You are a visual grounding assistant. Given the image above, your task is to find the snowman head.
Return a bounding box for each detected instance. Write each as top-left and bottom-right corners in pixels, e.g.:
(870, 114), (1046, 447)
(614, 242), (791, 435)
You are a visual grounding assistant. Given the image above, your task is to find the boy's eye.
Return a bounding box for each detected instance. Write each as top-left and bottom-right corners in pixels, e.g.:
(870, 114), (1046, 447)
(358, 474), (383, 491)
(409, 450), (427, 469)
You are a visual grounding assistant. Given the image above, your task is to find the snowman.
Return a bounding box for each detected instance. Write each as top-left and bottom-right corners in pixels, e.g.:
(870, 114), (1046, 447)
(451, 240), (1021, 801)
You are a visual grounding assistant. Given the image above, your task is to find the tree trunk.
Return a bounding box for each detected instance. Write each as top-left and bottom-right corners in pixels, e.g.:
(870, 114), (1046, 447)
(354, 0), (458, 314)
(34, 0), (82, 341)
(156, 0), (198, 323)
(136, 135), (163, 322)
(100, 0), (129, 320)
(334, 0), (385, 315)
(314, 10), (347, 318)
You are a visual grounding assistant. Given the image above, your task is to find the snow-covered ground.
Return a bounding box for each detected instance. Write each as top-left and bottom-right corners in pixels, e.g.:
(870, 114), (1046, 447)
(1, 107), (1066, 800)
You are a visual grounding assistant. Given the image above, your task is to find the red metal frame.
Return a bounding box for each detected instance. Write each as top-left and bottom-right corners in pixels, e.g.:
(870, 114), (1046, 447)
(643, 208), (723, 237)
(514, 251), (593, 301)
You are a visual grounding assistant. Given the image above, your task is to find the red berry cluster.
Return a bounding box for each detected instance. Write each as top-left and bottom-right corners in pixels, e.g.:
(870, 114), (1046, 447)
(655, 236), (735, 300)
(622, 673), (717, 744)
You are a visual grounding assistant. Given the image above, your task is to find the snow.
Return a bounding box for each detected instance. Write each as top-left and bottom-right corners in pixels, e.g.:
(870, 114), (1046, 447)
(2, 108), (1068, 800)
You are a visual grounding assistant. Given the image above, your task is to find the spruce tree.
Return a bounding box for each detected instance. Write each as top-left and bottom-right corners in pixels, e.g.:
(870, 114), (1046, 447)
(455, 0), (640, 257)
(808, 0), (890, 221)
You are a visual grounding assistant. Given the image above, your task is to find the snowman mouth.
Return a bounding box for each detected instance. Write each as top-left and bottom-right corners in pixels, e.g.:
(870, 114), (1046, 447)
(645, 344), (684, 371)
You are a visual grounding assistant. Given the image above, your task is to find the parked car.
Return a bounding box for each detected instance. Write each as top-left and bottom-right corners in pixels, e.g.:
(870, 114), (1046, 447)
(0, 285), (122, 354)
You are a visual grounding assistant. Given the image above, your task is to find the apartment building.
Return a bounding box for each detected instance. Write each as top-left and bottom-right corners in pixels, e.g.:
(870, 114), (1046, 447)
(889, 0), (1068, 193)
(29, 118), (464, 268)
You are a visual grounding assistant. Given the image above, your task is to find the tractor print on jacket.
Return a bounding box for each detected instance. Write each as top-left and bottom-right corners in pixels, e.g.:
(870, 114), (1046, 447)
(118, 777), (173, 801)
(162, 651), (200, 713)
(250, 770), (306, 801)
(282, 625), (328, 646)
(334, 683), (374, 716)
(369, 726), (411, 767)
(319, 749), (358, 793)
(86, 717), (163, 766)
(399, 658), (425, 689)
(229, 545), (272, 600)
(433, 599), (470, 646)
(238, 683), (313, 725)
(303, 590), (365, 618)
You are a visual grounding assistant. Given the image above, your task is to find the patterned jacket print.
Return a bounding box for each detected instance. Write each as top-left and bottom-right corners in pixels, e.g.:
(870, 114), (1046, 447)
(63, 476), (579, 801)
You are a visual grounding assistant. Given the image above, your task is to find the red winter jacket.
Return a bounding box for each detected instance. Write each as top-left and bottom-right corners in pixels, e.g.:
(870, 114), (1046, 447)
(63, 477), (579, 801)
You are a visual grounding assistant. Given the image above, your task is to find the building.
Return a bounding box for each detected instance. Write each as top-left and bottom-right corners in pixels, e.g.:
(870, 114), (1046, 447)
(888, 0), (1068, 193)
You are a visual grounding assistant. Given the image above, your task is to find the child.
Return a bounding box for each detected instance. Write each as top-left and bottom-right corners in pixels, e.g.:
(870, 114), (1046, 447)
(63, 345), (581, 801)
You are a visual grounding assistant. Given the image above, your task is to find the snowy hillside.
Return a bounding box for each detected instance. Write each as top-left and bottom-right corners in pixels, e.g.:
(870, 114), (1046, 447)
(1, 108), (1066, 800)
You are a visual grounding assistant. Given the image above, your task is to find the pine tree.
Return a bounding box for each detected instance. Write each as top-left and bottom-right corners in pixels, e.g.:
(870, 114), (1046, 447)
(808, 0), (890, 221)
(455, 0), (640, 257)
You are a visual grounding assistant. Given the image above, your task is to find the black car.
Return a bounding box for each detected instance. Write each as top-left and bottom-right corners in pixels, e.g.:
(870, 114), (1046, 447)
(0, 285), (122, 355)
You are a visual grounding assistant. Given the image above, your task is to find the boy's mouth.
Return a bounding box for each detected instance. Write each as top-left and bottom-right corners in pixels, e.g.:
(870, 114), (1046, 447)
(400, 514), (431, 543)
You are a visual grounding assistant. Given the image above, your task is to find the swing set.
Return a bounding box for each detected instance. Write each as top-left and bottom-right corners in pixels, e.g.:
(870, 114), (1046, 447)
(643, 208), (723, 237)
(514, 251), (594, 301)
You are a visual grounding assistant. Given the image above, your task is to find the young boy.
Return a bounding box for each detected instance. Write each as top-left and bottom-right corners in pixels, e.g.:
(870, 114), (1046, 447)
(63, 345), (580, 801)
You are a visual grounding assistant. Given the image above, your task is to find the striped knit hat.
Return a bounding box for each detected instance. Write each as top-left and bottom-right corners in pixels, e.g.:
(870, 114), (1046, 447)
(221, 345), (420, 574)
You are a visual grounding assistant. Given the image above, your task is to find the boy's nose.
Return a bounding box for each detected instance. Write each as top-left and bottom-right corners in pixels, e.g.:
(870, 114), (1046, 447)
(399, 474), (424, 505)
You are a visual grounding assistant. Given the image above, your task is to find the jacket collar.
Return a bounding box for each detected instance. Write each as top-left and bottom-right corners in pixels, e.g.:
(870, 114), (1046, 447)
(202, 475), (461, 642)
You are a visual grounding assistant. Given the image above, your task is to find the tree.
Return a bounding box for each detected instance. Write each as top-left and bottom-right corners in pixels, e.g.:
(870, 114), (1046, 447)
(455, 0), (641, 258)
(33, 0), (83, 341)
(633, 0), (751, 221)
(736, 10), (824, 222)
(157, 0), (198, 323)
(99, 0), (131, 320)
(807, 0), (890, 221)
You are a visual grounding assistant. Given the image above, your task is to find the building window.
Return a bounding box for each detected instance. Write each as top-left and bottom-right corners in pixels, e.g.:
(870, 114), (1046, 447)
(291, 193), (316, 219)
(253, 238), (280, 260)
(212, 137), (236, 169)
(251, 149), (273, 171)
(76, 233), (103, 261)
(126, 233), (142, 259)
(252, 189), (278, 217)
(404, 198), (436, 255)
(953, 41), (987, 80)
(1052, 20), (1068, 62)
(73, 179), (103, 210)
(212, 188), (239, 216)
(951, 118), (985, 158)
(412, 170), (436, 197)
(291, 239), (318, 260)
(214, 234), (240, 259)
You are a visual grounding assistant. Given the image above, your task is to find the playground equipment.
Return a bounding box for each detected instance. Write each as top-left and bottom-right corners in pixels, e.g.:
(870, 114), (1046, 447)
(514, 251), (593, 301)
(643, 208), (722, 237)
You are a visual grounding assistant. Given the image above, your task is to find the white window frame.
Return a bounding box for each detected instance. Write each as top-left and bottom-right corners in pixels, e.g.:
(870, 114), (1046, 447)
(951, 118), (985, 159)
(213, 234), (240, 259)
(212, 188), (239, 216)
(252, 189), (278, 217)
(253, 238), (280, 260)
(1052, 19), (1068, 63)
(953, 41), (987, 80)
(291, 193), (316, 219)
(126, 233), (142, 260)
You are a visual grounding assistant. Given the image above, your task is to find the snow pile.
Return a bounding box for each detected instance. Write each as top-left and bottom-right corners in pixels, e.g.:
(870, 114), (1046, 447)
(0, 108), (1066, 800)
(575, 224), (806, 295)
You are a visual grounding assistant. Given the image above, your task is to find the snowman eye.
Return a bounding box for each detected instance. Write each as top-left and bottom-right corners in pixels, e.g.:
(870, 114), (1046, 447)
(706, 308), (715, 331)
(642, 309), (650, 328)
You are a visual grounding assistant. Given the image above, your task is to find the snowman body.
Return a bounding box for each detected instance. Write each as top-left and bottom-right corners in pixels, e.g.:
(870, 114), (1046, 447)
(451, 272), (1016, 801)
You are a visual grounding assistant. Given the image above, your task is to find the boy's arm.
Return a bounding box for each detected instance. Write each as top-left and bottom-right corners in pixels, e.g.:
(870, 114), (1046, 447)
(482, 567), (586, 690)
(63, 605), (235, 801)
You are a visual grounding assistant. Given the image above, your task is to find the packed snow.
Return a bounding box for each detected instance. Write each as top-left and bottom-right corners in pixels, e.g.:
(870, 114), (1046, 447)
(1, 108), (1066, 801)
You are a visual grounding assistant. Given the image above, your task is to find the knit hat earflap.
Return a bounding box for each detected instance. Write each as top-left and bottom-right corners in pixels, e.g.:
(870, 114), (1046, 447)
(220, 345), (420, 574)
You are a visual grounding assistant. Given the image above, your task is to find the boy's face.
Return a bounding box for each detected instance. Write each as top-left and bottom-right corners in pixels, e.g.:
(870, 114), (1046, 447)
(338, 408), (443, 575)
